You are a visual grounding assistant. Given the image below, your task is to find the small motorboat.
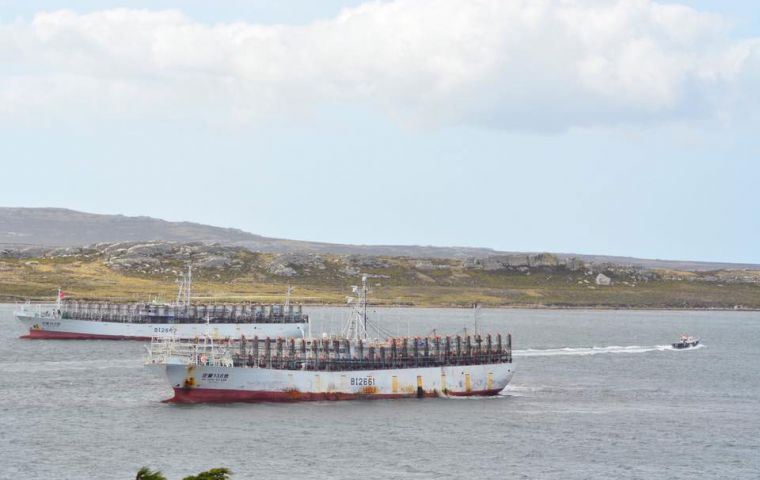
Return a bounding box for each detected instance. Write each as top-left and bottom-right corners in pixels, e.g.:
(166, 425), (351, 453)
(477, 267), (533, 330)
(672, 335), (700, 349)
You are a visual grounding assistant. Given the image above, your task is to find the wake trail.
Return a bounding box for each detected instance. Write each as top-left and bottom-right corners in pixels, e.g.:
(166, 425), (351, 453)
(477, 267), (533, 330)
(513, 343), (704, 357)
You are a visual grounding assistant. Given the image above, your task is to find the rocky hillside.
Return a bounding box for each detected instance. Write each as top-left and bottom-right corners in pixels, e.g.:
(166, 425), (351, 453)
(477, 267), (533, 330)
(3, 207), (758, 270)
(0, 241), (660, 280)
(2, 241), (759, 308)
(3, 241), (759, 284)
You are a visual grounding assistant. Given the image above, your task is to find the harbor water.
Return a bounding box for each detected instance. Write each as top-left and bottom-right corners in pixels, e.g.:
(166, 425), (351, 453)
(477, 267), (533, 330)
(1, 304), (758, 479)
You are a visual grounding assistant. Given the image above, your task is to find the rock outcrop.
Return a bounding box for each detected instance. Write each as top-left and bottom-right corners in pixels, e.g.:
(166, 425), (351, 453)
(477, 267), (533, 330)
(1, 242), (757, 286)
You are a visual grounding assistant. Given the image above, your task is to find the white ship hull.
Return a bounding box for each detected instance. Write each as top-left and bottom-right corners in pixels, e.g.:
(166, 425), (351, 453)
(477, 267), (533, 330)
(15, 313), (305, 340)
(161, 361), (515, 402)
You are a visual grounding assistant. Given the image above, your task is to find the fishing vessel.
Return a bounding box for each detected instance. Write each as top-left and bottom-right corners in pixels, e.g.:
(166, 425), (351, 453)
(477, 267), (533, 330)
(15, 269), (308, 340)
(672, 335), (700, 349)
(146, 276), (515, 403)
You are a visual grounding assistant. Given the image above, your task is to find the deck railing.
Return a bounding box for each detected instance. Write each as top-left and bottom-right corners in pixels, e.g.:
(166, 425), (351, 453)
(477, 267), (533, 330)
(146, 334), (513, 371)
(55, 301), (308, 324)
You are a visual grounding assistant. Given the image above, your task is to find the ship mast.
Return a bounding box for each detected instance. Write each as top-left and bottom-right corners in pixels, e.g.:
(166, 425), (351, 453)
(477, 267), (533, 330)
(55, 287), (63, 315)
(176, 271), (184, 306)
(175, 265), (192, 308)
(343, 274), (369, 341)
(185, 265), (192, 307)
(284, 284), (293, 314)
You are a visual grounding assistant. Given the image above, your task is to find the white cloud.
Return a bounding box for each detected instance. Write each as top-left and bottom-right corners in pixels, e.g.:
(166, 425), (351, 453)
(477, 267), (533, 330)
(1, 0), (759, 131)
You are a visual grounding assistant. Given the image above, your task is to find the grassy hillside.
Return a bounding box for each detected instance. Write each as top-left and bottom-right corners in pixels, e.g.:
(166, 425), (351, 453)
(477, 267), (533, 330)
(1, 251), (758, 309)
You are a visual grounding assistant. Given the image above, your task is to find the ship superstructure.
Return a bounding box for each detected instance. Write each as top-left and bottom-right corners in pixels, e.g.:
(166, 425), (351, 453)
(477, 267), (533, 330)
(147, 276), (515, 402)
(15, 269), (308, 340)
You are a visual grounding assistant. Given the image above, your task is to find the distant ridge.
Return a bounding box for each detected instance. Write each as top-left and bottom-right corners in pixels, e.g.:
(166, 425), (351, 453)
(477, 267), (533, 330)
(0, 207), (264, 245)
(1, 207), (757, 271)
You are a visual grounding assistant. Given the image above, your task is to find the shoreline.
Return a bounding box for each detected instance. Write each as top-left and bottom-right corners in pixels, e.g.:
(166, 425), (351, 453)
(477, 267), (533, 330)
(1, 299), (757, 312)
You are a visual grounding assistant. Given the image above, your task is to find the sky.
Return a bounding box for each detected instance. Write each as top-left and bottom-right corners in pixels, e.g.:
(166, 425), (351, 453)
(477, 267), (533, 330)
(1, 0), (759, 264)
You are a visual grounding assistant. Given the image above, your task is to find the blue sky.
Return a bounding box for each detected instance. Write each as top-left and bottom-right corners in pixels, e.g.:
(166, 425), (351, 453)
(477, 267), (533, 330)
(1, 1), (759, 263)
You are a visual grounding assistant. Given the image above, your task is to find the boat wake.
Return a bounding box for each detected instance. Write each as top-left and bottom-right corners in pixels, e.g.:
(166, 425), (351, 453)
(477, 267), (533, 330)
(513, 343), (704, 357)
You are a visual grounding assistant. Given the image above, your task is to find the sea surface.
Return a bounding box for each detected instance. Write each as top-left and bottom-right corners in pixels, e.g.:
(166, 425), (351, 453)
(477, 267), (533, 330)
(1, 304), (758, 479)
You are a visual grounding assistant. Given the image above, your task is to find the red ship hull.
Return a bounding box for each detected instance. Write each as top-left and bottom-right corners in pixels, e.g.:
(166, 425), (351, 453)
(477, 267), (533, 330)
(165, 387), (503, 403)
